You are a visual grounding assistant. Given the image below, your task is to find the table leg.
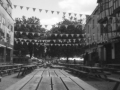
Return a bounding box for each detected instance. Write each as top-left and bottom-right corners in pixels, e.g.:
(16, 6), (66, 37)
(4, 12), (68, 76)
(113, 82), (119, 90)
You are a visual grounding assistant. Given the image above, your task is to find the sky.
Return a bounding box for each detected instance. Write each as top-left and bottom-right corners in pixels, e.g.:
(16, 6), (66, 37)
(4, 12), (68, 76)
(11, 0), (98, 30)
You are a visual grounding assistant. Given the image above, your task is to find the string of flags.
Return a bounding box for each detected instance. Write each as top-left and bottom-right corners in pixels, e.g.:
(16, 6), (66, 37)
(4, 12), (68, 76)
(14, 38), (85, 46)
(13, 5), (120, 19)
(15, 38), (85, 43)
(14, 31), (85, 37)
(14, 23), (84, 29)
(13, 4), (84, 17)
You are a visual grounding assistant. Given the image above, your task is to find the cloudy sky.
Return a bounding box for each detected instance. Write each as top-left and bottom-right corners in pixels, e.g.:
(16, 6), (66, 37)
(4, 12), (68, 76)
(11, 0), (98, 29)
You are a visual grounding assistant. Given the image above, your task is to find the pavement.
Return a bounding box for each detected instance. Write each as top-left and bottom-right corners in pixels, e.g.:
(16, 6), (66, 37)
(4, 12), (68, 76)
(0, 68), (120, 90)
(0, 73), (23, 90)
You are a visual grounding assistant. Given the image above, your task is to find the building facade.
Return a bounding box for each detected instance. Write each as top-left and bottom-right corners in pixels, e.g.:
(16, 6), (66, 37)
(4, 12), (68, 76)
(0, 0), (14, 63)
(97, 0), (120, 64)
(84, 6), (101, 65)
(85, 0), (120, 65)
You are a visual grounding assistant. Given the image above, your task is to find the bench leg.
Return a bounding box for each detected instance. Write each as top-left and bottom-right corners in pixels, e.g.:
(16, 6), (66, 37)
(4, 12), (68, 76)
(113, 82), (119, 90)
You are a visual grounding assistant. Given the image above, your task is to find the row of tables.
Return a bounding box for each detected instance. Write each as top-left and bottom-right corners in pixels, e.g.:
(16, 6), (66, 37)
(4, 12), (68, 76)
(5, 68), (98, 90)
(0, 64), (23, 76)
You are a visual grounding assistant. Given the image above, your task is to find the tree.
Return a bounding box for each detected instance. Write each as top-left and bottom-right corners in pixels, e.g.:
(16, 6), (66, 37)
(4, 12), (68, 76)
(14, 16), (46, 58)
(46, 18), (85, 63)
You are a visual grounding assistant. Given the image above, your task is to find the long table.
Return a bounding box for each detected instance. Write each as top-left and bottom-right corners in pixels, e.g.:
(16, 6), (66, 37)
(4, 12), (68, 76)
(5, 68), (98, 90)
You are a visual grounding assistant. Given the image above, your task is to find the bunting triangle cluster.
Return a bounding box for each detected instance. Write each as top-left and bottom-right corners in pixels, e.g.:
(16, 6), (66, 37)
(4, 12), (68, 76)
(14, 31), (85, 37)
(14, 38), (85, 46)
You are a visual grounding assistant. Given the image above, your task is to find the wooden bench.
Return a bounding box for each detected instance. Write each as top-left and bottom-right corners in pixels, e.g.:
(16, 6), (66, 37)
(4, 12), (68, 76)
(5, 69), (40, 90)
(68, 67), (88, 77)
(107, 77), (120, 90)
(5, 68), (98, 90)
(70, 77), (98, 90)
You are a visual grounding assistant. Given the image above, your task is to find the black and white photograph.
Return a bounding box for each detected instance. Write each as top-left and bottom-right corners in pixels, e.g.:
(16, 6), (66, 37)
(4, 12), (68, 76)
(0, 0), (120, 90)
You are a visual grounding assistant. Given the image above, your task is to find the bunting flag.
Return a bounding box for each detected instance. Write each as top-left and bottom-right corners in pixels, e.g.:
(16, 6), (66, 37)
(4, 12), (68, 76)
(65, 25), (68, 28)
(39, 9), (42, 12)
(71, 34), (74, 37)
(45, 25), (48, 28)
(20, 6), (23, 9)
(20, 32), (23, 35)
(32, 32), (35, 36)
(33, 8), (36, 12)
(63, 12), (66, 15)
(45, 10), (48, 13)
(74, 13), (77, 16)
(15, 31), (85, 37)
(26, 7), (29, 10)
(55, 34), (58, 37)
(14, 5), (17, 8)
(57, 11), (60, 14)
(14, 4), (120, 21)
(69, 13), (71, 16)
(51, 11), (54, 14)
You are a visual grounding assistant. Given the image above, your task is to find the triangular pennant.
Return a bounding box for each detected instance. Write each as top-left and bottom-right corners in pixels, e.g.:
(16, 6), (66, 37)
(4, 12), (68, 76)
(20, 32), (23, 35)
(74, 13), (77, 16)
(26, 42), (29, 45)
(26, 32), (29, 35)
(45, 25), (48, 28)
(53, 40), (56, 42)
(69, 13), (71, 16)
(29, 40), (32, 42)
(45, 10), (48, 13)
(14, 5), (17, 8)
(51, 11), (54, 14)
(78, 39), (81, 41)
(34, 40), (37, 42)
(63, 12), (66, 15)
(57, 11), (60, 14)
(54, 34), (58, 37)
(26, 7), (29, 10)
(20, 6), (23, 9)
(71, 34), (74, 37)
(24, 39), (27, 42)
(77, 34), (80, 37)
(21, 42), (24, 45)
(33, 8), (36, 12)
(38, 33), (41, 36)
(32, 32), (35, 36)
(60, 34), (63, 37)
(80, 14), (82, 17)
(39, 9), (42, 12)
(65, 25), (68, 28)
(66, 34), (69, 37)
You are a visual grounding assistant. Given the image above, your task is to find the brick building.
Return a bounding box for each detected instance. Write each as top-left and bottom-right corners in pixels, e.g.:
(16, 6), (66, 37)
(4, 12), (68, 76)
(85, 0), (120, 65)
(0, 0), (14, 63)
